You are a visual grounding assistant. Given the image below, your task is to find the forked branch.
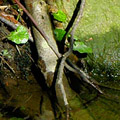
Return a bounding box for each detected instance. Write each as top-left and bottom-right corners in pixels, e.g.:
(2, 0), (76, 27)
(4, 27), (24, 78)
(14, 0), (102, 94)
(56, 0), (86, 119)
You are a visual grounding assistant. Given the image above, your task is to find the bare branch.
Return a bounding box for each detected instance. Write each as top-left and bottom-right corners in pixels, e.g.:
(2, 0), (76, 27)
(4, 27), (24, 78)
(67, 59), (103, 94)
(56, 0), (86, 116)
(0, 56), (15, 73)
(0, 16), (17, 29)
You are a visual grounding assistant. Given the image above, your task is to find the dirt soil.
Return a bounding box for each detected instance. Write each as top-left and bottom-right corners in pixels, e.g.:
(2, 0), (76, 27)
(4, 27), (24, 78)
(0, 25), (54, 119)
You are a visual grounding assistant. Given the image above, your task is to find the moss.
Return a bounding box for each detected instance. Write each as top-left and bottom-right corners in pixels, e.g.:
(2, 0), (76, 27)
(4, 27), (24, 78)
(86, 97), (120, 120)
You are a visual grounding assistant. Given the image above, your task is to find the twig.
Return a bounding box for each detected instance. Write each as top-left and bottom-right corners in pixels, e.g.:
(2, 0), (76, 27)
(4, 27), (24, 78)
(14, 0), (91, 83)
(12, 95), (32, 112)
(66, 105), (70, 120)
(2, 95), (14, 108)
(0, 6), (8, 10)
(66, 59), (103, 94)
(0, 16), (17, 29)
(15, 0), (101, 103)
(14, 0), (102, 95)
(0, 55), (15, 73)
(0, 16), (33, 42)
(0, 1), (100, 96)
(15, 45), (21, 55)
(56, 0), (86, 119)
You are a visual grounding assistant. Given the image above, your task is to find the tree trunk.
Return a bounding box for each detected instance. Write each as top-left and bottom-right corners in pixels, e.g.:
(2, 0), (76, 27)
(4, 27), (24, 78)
(25, 0), (76, 109)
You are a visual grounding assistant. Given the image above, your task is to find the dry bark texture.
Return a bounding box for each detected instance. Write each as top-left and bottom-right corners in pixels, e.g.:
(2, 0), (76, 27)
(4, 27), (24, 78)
(25, 0), (58, 87)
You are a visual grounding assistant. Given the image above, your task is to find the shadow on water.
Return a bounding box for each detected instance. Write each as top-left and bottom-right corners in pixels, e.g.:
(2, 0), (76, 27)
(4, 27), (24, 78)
(0, 104), (32, 120)
(66, 69), (120, 119)
(65, 26), (120, 120)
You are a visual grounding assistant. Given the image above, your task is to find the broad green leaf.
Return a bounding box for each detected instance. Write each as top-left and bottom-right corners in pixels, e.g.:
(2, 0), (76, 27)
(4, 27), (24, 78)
(73, 41), (92, 53)
(7, 25), (29, 44)
(54, 29), (66, 41)
(52, 10), (67, 22)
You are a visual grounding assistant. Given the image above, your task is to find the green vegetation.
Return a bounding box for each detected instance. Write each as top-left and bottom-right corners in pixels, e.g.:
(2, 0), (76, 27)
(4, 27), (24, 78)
(1, 49), (12, 58)
(54, 28), (92, 53)
(52, 10), (67, 22)
(73, 41), (92, 53)
(53, 9), (92, 54)
(54, 29), (66, 41)
(20, 106), (26, 111)
(7, 25), (29, 44)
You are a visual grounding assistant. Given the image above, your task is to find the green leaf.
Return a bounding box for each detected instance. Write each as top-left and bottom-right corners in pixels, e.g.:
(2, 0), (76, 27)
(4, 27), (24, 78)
(2, 49), (11, 58)
(54, 29), (66, 41)
(2, 49), (9, 56)
(20, 106), (26, 111)
(7, 25), (29, 44)
(52, 10), (67, 22)
(73, 41), (93, 53)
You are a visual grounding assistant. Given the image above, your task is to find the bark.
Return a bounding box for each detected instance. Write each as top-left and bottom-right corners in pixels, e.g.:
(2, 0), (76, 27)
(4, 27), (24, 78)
(25, 0), (75, 107)
(25, 0), (58, 87)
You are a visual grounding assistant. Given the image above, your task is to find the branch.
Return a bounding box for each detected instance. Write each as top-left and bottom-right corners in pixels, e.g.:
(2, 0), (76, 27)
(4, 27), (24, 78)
(0, 55), (15, 73)
(0, 16), (17, 29)
(14, 0), (61, 58)
(56, 1), (86, 119)
(14, 0), (102, 95)
(66, 59), (103, 93)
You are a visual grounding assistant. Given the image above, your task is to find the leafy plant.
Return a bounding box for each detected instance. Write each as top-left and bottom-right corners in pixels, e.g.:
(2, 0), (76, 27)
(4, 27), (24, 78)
(7, 25), (29, 44)
(1, 49), (12, 58)
(73, 41), (92, 53)
(54, 29), (66, 41)
(54, 29), (92, 54)
(52, 10), (67, 22)
(20, 106), (26, 111)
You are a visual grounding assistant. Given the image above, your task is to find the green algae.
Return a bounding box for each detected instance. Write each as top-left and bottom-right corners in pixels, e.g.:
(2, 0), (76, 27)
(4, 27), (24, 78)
(86, 97), (120, 120)
(68, 88), (120, 120)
